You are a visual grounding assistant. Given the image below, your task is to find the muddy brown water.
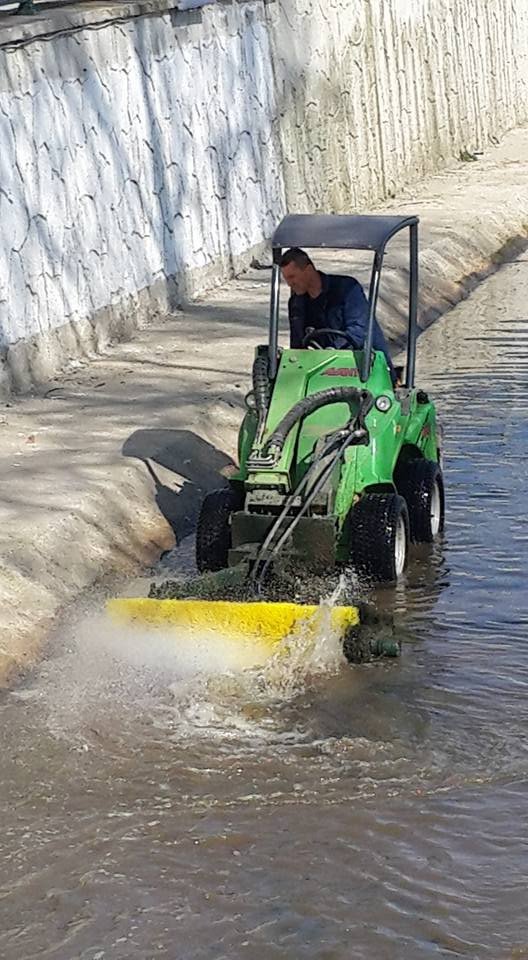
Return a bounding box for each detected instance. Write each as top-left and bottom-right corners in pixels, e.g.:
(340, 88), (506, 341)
(2, 256), (528, 960)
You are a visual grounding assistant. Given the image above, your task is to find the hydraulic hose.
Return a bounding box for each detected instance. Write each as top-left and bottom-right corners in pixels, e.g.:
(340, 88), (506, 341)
(264, 386), (373, 456)
(252, 355), (271, 413)
(249, 389), (374, 590)
(253, 435), (351, 590)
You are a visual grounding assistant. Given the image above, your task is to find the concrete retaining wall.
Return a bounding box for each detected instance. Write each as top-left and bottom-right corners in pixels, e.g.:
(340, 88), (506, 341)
(272, 0), (528, 210)
(1, 0), (527, 394)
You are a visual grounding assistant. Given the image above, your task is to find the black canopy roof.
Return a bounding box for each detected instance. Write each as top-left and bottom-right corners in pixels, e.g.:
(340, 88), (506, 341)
(272, 214), (418, 254)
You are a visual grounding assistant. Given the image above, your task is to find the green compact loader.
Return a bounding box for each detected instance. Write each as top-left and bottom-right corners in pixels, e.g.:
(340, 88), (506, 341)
(196, 214), (444, 588)
(109, 214), (443, 657)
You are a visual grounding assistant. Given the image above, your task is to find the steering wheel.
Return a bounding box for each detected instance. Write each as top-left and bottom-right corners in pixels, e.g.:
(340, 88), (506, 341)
(302, 326), (357, 350)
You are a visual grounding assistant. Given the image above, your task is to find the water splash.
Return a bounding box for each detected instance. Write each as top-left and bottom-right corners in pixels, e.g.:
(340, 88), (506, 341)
(252, 576), (348, 696)
(29, 583), (350, 744)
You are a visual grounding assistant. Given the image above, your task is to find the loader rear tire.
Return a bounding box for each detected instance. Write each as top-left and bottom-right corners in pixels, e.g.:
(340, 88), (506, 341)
(348, 493), (409, 584)
(196, 485), (243, 572)
(396, 459), (444, 543)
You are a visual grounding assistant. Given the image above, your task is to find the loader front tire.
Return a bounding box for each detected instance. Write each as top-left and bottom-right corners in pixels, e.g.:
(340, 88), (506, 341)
(196, 485), (243, 572)
(348, 493), (409, 584)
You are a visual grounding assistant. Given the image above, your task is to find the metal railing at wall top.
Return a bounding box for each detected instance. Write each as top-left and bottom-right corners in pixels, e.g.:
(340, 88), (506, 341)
(0, 0), (217, 17)
(0, 0), (73, 13)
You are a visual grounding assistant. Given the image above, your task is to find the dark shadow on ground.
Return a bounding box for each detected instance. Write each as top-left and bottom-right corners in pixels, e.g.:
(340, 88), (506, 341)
(123, 428), (236, 542)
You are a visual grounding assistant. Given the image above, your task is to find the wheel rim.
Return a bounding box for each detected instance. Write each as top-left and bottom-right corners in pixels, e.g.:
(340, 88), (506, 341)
(430, 480), (441, 537)
(394, 515), (407, 577)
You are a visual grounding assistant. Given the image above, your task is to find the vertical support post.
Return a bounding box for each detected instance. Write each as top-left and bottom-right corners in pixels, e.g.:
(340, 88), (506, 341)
(361, 253), (383, 382)
(268, 254), (281, 380)
(406, 222), (419, 388)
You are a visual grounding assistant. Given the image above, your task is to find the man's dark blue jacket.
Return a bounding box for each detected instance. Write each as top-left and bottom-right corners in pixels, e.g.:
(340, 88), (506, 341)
(288, 272), (394, 379)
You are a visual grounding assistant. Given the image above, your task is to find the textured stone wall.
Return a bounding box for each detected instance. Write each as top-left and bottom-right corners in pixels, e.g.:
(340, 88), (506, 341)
(0, 0), (527, 393)
(0, 2), (285, 391)
(271, 0), (528, 211)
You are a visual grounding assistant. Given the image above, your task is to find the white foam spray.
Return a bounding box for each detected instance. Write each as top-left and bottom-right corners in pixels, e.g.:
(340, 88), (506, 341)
(30, 580), (350, 745)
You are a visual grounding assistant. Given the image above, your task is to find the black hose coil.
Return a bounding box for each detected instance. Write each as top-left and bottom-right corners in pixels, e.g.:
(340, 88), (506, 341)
(252, 355), (271, 413)
(264, 386), (374, 455)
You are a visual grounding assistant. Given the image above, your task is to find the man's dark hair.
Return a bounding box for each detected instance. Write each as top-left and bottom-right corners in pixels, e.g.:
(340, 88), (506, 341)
(279, 247), (314, 269)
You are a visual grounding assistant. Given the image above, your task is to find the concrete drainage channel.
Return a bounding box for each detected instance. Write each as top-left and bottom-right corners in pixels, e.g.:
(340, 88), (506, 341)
(1, 127), (528, 686)
(3, 245), (528, 960)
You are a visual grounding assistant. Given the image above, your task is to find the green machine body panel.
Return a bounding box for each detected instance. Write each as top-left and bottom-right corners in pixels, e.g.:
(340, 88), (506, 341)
(230, 344), (440, 567)
(219, 213), (442, 574)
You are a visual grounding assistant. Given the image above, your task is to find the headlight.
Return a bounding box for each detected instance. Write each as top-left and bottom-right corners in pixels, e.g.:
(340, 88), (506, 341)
(375, 395), (392, 413)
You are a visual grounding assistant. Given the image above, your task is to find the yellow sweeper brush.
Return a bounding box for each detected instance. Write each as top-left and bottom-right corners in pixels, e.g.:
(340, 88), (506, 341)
(107, 555), (362, 659)
(107, 597), (360, 659)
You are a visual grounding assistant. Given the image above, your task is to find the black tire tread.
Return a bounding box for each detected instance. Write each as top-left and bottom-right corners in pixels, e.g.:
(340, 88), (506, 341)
(396, 459), (444, 543)
(196, 485), (243, 572)
(348, 493), (409, 583)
